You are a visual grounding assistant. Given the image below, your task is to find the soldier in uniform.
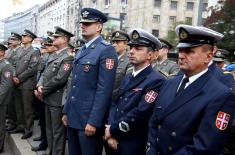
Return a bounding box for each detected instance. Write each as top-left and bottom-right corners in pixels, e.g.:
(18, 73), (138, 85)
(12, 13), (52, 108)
(10, 30), (39, 139)
(0, 43), (14, 153)
(75, 38), (86, 51)
(62, 8), (118, 155)
(153, 38), (179, 78)
(5, 32), (22, 132)
(213, 49), (227, 70)
(36, 27), (74, 155)
(104, 28), (165, 155)
(147, 25), (235, 155)
(111, 30), (131, 99)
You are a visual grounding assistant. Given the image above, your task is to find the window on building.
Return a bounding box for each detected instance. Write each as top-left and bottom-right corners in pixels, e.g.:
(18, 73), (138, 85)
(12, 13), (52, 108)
(153, 15), (160, 23)
(152, 29), (159, 37)
(202, 3), (208, 11)
(187, 2), (194, 10)
(186, 17), (192, 25)
(154, 0), (161, 8)
(169, 16), (176, 24)
(121, 0), (128, 6)
(170, 1), (178, 10)
(105, 0), (110, 6)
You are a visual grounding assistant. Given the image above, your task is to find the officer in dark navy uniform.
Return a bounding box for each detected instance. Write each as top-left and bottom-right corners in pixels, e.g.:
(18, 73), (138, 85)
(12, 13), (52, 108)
(104, 28), (165, 155)
(0, 43), (14, 153)
(62, 8), (118, 155)
(147, 25), (235, 155)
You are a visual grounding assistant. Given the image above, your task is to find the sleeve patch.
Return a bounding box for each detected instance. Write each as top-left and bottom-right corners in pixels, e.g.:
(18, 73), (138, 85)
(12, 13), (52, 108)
(63, 63), (71, 71)
(106, 59), (115, 70)
(145, 90), (158, 104)
(216, 111), (230, 130)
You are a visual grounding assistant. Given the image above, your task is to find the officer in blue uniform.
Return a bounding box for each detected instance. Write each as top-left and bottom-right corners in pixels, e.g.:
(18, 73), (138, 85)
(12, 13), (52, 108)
(62, 8), (118, 155)
(147, 25), (235, 155)
(104, 28), (165, 155)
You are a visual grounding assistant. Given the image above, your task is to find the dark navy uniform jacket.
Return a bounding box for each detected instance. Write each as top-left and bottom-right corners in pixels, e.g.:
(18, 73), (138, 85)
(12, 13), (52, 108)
(209, 63), (235, 92)
(108, 65), (165, 155)
(63, 36), (118, 129)
(147, 71), (235, 155)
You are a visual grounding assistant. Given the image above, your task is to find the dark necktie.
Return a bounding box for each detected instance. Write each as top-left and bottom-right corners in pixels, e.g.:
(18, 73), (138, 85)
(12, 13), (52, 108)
(177, 77), (189, 95)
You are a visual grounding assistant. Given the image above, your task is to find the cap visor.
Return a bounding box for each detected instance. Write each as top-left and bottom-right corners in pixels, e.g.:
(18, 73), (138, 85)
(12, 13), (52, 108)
(80, 19), (97, 23)
(52, 34), (63, 37)
(176, 43), (202, 48)
(213, 58), (224, 62)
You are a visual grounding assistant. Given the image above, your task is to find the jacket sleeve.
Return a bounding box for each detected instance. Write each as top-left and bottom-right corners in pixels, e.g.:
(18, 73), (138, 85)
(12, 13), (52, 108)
(87, 45), (118, 128)
(42, 56), (73, 96)
(173, 92), (235, 155)
(0, 65), (14, 105)
(17, 51), (40, 82)
(109, 78), (165, 138)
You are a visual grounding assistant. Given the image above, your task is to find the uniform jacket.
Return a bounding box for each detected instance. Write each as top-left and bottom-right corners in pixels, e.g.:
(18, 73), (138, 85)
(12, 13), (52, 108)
(15, 45), (39, 90)
(112, 51), (131, 99)
(37, 48), (73, 107)
(108, 65), (165, 155)
(209, 63), (235, 92)
(154, 59), (179, 77)
(63, 36), (118, 129)
(147, 71), (235, 155)
(5, 47), (22, 76)
(0, 59), (14, 105)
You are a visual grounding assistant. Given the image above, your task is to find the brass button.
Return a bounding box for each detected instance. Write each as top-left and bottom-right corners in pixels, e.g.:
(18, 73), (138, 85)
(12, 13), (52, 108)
(168, 146), (173, 151)
(158, 125), (161, 129)
(171, 132), (176, 137)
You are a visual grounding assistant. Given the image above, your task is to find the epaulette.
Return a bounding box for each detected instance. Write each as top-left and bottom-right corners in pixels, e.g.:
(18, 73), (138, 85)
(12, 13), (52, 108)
(101, 40), (111, 46)
(126, 66), (134, 74)
(4, 59), (10, 65)
(223, 71), (232, 75)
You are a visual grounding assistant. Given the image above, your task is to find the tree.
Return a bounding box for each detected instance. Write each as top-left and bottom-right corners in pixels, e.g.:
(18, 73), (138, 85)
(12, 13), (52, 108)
(204, 0), (235, 62)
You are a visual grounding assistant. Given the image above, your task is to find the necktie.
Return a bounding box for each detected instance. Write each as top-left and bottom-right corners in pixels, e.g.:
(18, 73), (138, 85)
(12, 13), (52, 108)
(177, 77), (189, 95)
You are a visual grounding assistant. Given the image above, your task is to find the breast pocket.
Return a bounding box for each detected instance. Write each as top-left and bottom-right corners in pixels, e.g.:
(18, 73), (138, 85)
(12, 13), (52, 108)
(79, 59), (97, 73)
(52, 61), (59, 73)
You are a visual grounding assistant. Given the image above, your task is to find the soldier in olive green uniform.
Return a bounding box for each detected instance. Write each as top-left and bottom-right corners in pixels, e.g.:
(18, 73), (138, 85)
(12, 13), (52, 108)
(111, 30), (131, 99)
(0, 43), (14, 153)
(153, 39), (179, 78)
(11, 30), (39, 139)
(36, 27), (74, 155)
(5, 32), (22, 132)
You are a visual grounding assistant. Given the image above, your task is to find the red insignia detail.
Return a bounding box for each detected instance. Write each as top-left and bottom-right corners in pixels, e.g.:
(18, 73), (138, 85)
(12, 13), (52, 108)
(63, 64), (70, 71)
(145, 90), (158, 104)
(216, 111), (230, 130)
(4, 71), (11, 78)
(106, 59), (114, 70)
(84, 65), (90, 72)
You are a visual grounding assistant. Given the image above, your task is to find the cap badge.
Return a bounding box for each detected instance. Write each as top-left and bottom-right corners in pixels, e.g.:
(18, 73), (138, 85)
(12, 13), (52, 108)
(216, 51), (221, 57)
(179, 30), (188, 40)
(82, 11), (89, 18)
(132, 31), (139, 40)
(115, 32), (120, 37)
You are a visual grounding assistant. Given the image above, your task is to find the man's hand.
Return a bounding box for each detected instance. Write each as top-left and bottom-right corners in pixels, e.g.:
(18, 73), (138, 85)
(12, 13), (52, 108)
(13, 77), (20, 85)
(36, 86), (43, 101)
(85, 124), (96, 136)
(104, 124), (111, 140)
(62, 115), (68, 126)
(107, 137), (118, 150)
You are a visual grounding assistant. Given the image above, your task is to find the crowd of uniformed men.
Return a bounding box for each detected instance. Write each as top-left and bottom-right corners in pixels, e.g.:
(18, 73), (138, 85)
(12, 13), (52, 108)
(0, 7), (235, 155)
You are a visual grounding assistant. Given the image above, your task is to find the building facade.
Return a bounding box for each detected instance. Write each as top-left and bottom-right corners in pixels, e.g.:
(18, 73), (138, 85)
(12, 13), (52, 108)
(0, 20), (4, 42)
(78, 0), (208, 38)
(37, 0), (68, 37)
(3, 5), (39, 40)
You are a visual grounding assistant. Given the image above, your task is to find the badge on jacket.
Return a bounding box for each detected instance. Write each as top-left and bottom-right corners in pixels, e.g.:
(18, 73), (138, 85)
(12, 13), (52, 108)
(106, 58), (114, 70)
(63, 63), (71, 71)
(216, 111), (230, 130)
(4, 71), (11, 78)
(84, 65), (90, 72)
(145, 90), (158, 104)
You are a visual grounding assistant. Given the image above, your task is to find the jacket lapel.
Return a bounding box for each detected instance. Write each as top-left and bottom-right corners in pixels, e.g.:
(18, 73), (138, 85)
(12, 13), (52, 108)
(47, 48), (67, 64)
(159, 71), (211, 120)
(117, 66), (153, 96)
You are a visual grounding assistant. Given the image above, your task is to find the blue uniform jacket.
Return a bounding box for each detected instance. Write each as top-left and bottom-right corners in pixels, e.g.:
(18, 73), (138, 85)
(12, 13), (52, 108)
(63, 36), (118, 129)
(108, 65), (165, 155)
(147, 71), (235, 155)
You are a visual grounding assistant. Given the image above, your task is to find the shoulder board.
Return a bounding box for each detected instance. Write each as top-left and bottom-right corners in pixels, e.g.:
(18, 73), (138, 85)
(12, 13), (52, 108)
(101, 40), (111, 46)
(168, 59), (176, 64)
(158, 70), (169, 78)
(223, 71), (232, 75)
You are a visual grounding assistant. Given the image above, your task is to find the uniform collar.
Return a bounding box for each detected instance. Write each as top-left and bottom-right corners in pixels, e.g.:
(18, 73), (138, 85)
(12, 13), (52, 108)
(132, 64), (150, 77)
(85, 35), (100, 48)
